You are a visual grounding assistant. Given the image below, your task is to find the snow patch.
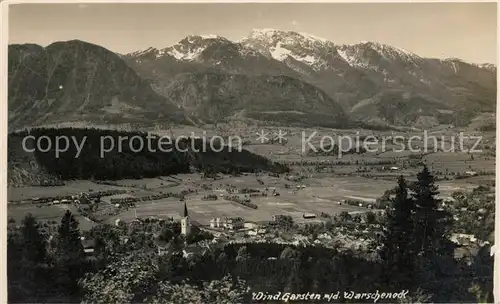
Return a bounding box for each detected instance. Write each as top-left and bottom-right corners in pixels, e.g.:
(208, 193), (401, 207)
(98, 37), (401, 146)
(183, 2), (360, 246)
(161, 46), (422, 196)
(270, 42), (292, 61)
(167, 46), (205, 61)
(337, 49), (356, 67)
(269, 42), (320, 68)
(156, 49), (166, 58)
(450, 61), (458, 74)
(200, 34), (219, 39)
(168, 48), (185, 60)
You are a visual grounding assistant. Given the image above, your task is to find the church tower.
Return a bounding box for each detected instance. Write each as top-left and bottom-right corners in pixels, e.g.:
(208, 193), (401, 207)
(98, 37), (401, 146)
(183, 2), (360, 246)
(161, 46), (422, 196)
(181, 202), (191, 235)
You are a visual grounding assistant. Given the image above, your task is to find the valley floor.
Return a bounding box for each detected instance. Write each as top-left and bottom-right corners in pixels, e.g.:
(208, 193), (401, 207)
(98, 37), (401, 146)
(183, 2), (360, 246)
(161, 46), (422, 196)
(7, 126), (495, 231)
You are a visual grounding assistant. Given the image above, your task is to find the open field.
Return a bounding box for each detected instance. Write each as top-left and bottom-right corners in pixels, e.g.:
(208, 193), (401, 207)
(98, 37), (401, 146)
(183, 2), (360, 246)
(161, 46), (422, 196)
(107, 186), (368, 226)
(8, 180), (133, 202)
(7, 203), (96, 231)
(8, 171), (490, 229)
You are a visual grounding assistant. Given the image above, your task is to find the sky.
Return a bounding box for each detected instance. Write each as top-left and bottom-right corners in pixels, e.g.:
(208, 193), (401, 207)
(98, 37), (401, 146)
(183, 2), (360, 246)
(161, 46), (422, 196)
(8, 2), (498, 64)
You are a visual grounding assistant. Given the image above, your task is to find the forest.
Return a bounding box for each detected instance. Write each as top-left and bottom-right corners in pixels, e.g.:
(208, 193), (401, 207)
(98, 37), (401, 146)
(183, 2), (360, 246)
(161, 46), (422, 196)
(8, 127), (289, 182)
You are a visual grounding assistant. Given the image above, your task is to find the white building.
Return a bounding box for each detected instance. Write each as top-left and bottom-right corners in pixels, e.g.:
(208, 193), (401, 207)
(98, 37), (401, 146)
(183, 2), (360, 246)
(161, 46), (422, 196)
(181, 202), (191, 235)
(210, 217), (244, 230)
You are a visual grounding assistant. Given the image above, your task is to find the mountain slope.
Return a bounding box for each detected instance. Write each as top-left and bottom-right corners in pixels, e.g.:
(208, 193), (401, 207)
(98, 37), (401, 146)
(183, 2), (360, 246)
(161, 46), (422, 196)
(8, 40), (186, 129)
(349, 90), (455, 127)
(162, 72), (348, 127)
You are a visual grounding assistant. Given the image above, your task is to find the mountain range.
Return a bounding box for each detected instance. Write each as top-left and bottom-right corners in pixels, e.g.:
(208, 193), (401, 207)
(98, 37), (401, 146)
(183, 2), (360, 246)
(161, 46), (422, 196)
(8, 29), (497, 130)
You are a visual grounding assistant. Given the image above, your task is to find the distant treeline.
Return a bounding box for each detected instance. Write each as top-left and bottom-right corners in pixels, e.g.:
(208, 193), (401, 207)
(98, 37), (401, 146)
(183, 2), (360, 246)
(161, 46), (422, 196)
(9, 127), (289, 180)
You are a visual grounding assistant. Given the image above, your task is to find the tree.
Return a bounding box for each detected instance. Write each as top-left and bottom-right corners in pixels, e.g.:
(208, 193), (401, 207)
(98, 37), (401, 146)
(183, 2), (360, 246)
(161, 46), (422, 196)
(56, 210), (84, 261)
(235, 245), (251, 276)
(380, 175), (415, 288)
(200, 275), (250, 303)
(412, 166), (451, 257)
(410, 166), (455, 300)
(280, 246), (300, 261)
(157, 252), (188, 283)
(274, 215), (294, 231)
(279, 246), (302, 293)
(149, 275), (249, 304)
(236, 246), (250, 262)
(21, 214), (47, 264)
(365, 211), (376, 225)
(338, 211), (351, 222)
(91, 224), (123, 261)
(80, 252), (159, 303)
(55, 210), (85, 293)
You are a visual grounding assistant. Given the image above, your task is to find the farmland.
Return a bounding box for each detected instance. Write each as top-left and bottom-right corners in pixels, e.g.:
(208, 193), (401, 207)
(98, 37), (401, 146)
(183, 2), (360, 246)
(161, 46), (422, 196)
(7, 126), (495, 230)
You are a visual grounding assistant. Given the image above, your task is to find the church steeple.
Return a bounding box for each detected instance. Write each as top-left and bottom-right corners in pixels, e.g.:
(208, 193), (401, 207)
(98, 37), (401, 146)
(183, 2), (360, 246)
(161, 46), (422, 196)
(183, 202), (189, 218)
(181, 202), (191, 236)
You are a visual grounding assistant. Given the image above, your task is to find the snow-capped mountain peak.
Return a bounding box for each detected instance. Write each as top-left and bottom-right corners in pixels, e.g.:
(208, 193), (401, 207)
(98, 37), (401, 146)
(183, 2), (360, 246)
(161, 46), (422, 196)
(243, 29), (332, 46)
(126, 47), (158, 58)
(240, 29), (337, 72)
(336, 41), (423, 70)
(124, 30), (495, 81)
(161, 35), (232, 61)
(297, 32), (329, 43)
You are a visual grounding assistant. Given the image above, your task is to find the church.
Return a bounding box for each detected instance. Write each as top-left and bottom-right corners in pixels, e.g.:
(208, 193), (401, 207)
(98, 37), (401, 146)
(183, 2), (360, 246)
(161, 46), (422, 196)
(181, 202), (191, 235)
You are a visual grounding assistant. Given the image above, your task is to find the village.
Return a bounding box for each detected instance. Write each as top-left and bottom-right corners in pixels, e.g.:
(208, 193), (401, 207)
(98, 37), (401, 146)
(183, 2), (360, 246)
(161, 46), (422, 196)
(8, 168), (493, 268)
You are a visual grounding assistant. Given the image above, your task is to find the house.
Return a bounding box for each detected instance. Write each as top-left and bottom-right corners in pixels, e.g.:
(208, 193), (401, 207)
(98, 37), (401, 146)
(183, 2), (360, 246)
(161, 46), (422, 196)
(210, 217), (223, 228)
(224, 217), (245, 230)
(227, 188), (240, 194)
(210, 217), (245, 230)
(244, 222), (259, 229)
(272, 214), (286, 221)
(451, 233), (477, 245)
(81, 237), (96, 255)
(465, 171), (478, 176)
(303, 213), (316, 219)
(318, 232), (333, 240)
(389, 166), (400, 171)
(247, 230), (258, 236)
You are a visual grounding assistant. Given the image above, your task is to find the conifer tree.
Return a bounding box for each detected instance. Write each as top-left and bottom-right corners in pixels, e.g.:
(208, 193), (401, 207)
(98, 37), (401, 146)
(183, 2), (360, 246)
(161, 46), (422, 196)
(56, 211), (84, 261)
(380, 175), (415, 288)
(412, 165), (450, 257)
(21, 213), (46, 264)
(55, 210), (85, 293)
